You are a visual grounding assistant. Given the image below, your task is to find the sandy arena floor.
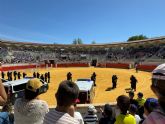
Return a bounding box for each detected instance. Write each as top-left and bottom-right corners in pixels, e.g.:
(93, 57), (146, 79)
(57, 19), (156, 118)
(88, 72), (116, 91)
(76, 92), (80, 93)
(22, 67), (156, 106)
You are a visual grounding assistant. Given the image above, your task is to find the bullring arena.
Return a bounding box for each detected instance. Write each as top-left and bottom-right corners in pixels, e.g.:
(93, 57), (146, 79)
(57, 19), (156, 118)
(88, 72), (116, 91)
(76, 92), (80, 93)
(23, 67), (155, 106)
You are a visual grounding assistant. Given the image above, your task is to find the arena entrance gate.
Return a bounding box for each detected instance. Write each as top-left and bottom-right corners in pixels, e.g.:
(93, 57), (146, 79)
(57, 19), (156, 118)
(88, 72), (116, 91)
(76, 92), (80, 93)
(91, 59), (97, 66)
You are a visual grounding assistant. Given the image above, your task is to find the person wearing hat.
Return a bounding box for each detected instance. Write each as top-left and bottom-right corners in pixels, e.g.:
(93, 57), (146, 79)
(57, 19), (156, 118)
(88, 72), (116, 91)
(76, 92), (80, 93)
(142, 63), (165, 124)
(144, 98), (158, 116)
(99, 104), (115, 124)
(84, 105), (98, 124)
(14, 78), (49, 124)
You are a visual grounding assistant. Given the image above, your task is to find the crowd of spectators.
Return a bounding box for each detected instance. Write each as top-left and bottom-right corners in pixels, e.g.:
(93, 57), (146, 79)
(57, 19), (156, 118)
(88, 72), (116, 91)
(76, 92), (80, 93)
(0, 42), (165, 64)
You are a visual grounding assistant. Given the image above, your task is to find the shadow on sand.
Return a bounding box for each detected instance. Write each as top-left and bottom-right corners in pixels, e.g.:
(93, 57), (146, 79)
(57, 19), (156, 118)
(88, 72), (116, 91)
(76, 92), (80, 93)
(105, 87), (114, 91)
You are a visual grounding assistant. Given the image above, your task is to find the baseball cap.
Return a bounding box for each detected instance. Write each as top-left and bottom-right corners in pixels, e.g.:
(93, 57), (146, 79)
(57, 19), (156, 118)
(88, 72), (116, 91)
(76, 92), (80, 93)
(144, 98), (159, 112)
(152, 63), (165, 80)
(88, 105), (97, 113)
(26, 78), (42, 92)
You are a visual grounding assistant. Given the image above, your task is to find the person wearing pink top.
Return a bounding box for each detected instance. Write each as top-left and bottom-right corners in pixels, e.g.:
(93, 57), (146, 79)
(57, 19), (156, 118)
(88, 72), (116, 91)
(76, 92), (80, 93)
(143, 63), (165, 124)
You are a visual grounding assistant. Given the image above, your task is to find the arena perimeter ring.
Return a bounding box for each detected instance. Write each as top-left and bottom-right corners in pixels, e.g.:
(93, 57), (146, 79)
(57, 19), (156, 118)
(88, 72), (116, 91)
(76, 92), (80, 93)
(18, 67), (156, 106)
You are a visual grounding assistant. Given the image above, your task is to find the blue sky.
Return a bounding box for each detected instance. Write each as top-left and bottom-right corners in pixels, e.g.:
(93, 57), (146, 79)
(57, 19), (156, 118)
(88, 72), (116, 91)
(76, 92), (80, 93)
(0, 0), (165, 44)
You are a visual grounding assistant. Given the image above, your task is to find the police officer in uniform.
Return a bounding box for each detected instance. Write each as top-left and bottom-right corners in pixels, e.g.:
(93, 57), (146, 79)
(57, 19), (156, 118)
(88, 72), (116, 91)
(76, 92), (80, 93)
(67, 72), (72, 81)
(47, 72), (50, 83)
(91, 72), (96, 86)
(14, 71), (17, 80)
(112, 75), (118, 89)
(130, 75), (137, 91)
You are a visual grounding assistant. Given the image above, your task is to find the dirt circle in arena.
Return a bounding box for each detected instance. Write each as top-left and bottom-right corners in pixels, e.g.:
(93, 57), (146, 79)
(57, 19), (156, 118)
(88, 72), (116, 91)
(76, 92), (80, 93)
(23, 67), (156, 106)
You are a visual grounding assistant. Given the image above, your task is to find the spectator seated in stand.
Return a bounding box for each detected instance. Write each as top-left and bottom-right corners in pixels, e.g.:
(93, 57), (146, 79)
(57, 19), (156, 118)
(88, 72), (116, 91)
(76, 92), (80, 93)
(14, 78), (49, 124)
(44, 80), (79, 124)
(0, 103), (14, 124)
(142, 63), (165, 124)
(144, 98), (159, 117)
(129, 104), (141, 124)
(115, 95), (136, 124)
(83, 105), (98, 124)
(99, 104), (115, 124)
(68, 103), (84, 124)
(136, 92), (146, 119)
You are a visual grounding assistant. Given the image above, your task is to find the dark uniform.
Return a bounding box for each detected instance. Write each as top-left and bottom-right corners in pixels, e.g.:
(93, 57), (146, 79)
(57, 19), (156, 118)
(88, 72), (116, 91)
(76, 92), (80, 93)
(112, 75), (118, 89)
(37, 72), (40, 79)
(33, 72), (36, 78)
(10, 72), (13, 81)
(40, 74), (44, 81)
(7, 71), (10, 81)
(1, 71), (5, 79)
(91, 72), (96, 86)
(130, 75), (137, 91)
(45, 73), (48, 82)
(47, 72), (50, 83)
(14, 71), (17, 80)
(67, 72), (72, 81)
(23, 72), (27, 78)
(17, 72), (21, 79)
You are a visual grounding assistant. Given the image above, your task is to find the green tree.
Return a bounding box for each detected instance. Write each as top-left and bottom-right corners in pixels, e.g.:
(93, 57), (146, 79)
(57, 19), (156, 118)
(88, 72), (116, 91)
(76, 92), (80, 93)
(72, 38), (83, 44)
(91, 41), (96, 44)
(127, 35), (148, 42)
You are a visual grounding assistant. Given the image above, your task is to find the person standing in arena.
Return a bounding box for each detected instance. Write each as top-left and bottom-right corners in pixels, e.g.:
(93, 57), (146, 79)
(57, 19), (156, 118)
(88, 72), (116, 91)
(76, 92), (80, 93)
(91, 72), (97, 86)
(33, 72), (36, 78)
(1, 71), (5, 79)
(130, 75), (137, 91)
(142, 63), (165, 124)
(23, 72), (27, 78)
(14, 71), (17, 80)
(45, 73), (47, 82)
(67, 72), (72, 81)
(112, 75), (118, 89)
(17, 72), (21, 79)
(43, 80), (79, 124)
(40, 74), (44, 81)
(47, 72), (50, 83)
(36, 72), (40, 78)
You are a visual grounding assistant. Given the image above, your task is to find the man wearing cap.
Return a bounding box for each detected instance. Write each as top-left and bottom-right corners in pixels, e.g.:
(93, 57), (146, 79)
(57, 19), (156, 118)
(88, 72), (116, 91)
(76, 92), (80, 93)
(14, 78), (49, 124)
(142, 63), (165, 124)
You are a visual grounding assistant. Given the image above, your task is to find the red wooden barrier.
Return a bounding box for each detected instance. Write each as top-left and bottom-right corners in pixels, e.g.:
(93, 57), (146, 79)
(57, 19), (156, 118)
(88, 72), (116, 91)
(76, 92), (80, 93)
(106, 63), (130, 69)
(56, 63), (89, 67)
(137, 65), (157, 72)
(1, 65), (36, 71)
